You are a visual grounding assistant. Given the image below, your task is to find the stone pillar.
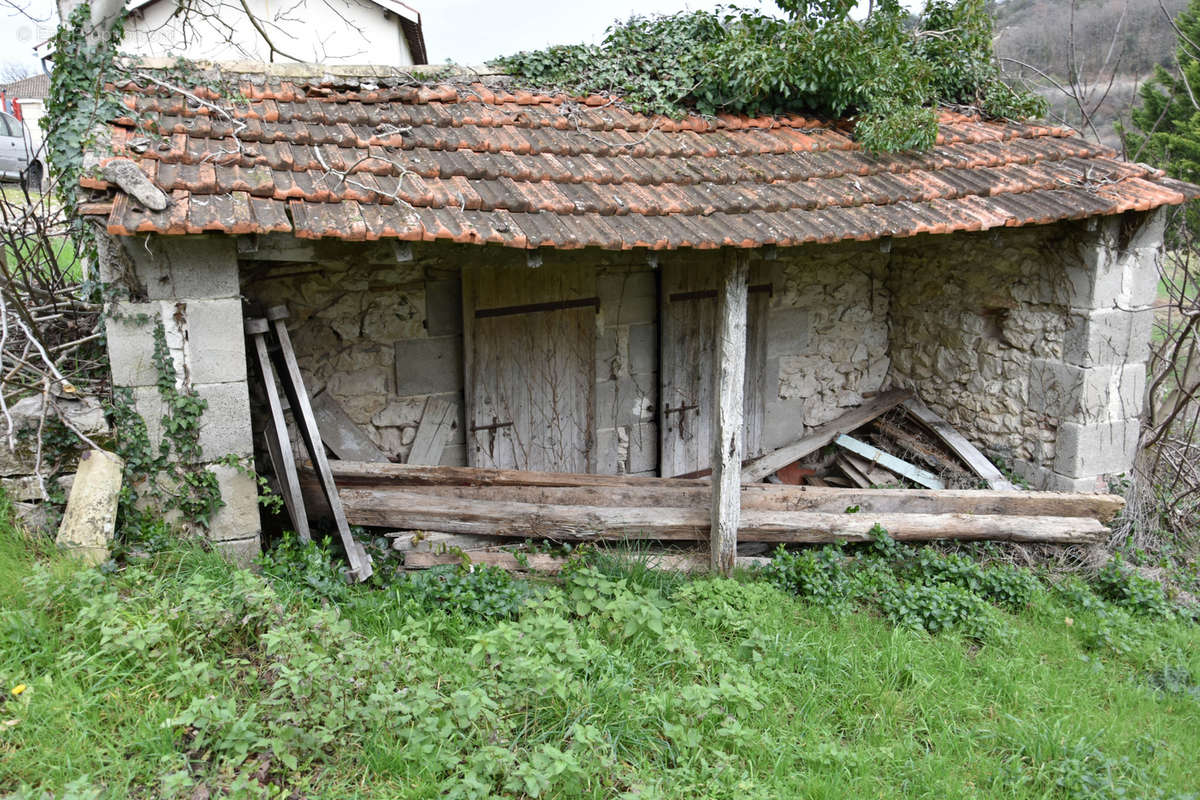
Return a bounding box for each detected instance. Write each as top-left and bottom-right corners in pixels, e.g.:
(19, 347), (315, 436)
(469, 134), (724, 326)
(1022, 209), (1164, 491)
(105, 235), (261, 563)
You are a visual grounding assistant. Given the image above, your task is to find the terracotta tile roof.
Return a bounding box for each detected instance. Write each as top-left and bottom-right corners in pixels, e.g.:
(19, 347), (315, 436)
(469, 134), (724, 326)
(82, 65), (1200, 249)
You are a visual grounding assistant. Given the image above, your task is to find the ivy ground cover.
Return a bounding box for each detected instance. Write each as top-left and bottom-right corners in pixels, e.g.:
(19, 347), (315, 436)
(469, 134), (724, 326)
(1, 521), (1198, 799)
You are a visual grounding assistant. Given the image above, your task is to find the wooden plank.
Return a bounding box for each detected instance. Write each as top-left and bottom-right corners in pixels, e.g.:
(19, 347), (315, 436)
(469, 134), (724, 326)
(306, 461), (1126, 522)
(407, 397), (456, 466)
(403, 550), (772, 573)
(842, 452), (902, 486)
(389, 531), (506, 553)
(267, 305), (372, 581)
(246, 319), (310, 543)
(463, 262), (595, 472)
(741, 390), (912, 482)
(835, 454), (873, 489)
(711, 250), (749, 574)
(337, 488), (1109, 544)
(903, 396), (1016, 490)
(835, 434), (945, 490)
(311, 390), (389, 462)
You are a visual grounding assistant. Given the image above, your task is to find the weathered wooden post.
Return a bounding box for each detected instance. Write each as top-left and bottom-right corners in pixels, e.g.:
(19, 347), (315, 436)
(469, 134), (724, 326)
(711, 249), (749, 574)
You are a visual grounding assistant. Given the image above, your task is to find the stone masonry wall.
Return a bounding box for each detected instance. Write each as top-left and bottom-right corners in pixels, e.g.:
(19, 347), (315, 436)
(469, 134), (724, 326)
(886, 213), (1160, 491)
(761, 240), (893, 451)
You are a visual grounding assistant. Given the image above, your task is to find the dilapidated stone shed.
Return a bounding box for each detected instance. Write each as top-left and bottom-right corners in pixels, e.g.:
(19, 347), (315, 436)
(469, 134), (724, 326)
(83, 62), (1197, 560)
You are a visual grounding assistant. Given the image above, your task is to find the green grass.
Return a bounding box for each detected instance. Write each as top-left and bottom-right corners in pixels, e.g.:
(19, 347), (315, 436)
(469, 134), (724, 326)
(1, 524), (1198, 799)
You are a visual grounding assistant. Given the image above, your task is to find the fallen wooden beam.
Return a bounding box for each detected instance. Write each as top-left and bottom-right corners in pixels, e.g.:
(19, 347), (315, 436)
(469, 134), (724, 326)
(741, 390), (912, 482)
(903, 396), (1015, 490)
(402, 550), (772, 573)
(338, 488), (1109, 545)
(301, 464), (1125, 522)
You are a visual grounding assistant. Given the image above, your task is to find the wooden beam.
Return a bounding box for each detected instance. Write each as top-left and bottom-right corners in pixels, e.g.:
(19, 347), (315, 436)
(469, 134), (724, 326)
(267, 305), (372, 582)
(301, 462), (1125, 521)
(311, 391), (389, 462)
(741, 390), (912, 482)
(712, 250), (749, 574)
(403, 550), (772, 573)
(835, 434), (945, 489)
(246, 318), (310, 543)
(903, 396), (1015, 490)
(337, 488), (1109, 544)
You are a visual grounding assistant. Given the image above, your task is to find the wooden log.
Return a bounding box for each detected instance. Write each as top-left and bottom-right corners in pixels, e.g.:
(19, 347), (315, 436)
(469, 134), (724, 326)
(712, 250), (748, 574)
(403, 550), (772, 573)
(903, 396), (1015, 490)
(338, 488), (1109, 544)
(741, 390), (912, 482)
(299, 464), (1126, 521)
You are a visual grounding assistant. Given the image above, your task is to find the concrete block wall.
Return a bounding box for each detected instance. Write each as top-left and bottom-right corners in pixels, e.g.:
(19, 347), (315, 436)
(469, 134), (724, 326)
(110, 236), (260, 562)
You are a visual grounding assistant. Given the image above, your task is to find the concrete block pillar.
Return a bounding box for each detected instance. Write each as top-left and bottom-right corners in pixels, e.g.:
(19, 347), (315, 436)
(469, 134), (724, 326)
(107, 235), (260, 563)
(1022, 209), (1164, 491)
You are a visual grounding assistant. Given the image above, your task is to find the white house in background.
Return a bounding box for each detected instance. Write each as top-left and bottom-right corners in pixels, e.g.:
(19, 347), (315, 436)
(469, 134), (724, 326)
(120, 0), (428, 65)
(0, 73), (49, 150)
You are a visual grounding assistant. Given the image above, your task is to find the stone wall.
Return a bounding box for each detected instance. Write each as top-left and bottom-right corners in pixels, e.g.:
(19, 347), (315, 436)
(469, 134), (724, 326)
(108, 236), (260, 563)
(886, 212), (1160, 491)
(235, 212), (1156, 491)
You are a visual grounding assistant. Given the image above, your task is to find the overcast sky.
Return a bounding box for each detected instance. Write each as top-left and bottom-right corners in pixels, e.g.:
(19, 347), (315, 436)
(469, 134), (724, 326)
(0, 0), (908, 77)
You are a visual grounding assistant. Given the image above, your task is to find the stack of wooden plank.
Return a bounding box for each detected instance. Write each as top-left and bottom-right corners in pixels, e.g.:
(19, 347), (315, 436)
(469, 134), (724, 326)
(298, 462), (1123, 550)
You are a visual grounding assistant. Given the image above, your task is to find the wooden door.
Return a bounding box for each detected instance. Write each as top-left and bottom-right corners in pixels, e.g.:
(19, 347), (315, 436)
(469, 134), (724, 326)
(462, 262), (596, 473)
(659, 262), (768, 477)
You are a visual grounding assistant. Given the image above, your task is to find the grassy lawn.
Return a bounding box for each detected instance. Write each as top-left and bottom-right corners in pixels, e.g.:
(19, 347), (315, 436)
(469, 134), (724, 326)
(1, 519), (1198, 799)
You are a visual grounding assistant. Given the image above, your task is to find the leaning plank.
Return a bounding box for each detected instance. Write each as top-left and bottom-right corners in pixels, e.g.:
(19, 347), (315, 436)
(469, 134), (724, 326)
(311, 391), (389, 462)
(741, 390), (912, 482)
(835, 434), (945, 490)
(903, 396), (1015, 490)
(338, 488), (1108, 544)
(268, 305), (372, 581)
(302, 464), (1125, 521)
(407, 397), (456, 466)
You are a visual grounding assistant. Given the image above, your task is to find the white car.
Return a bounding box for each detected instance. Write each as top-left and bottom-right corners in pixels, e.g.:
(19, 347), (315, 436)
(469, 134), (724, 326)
(0, 111), (44, 192)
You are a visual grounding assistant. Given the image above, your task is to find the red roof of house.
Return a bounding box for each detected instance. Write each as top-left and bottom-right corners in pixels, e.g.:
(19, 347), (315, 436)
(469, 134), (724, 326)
(80, 64), (1199, 249)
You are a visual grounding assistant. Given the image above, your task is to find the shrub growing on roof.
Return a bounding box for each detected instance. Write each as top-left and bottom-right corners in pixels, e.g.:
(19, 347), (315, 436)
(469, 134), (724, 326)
(494, 0), (1045, 153)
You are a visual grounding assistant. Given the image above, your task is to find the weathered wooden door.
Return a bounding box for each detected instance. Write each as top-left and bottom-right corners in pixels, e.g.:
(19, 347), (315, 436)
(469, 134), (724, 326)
(462, 262), (596, 473)
(659, 262), (768, 477)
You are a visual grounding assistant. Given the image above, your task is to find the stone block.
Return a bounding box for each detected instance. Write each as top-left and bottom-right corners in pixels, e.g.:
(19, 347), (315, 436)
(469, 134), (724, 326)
(1053, 417), (1141, 478)
(595, 375), (656, 427)
(627, 323), (657, 376)
(596, 328), (620, 381)
(183, 298), (248, 385)
(598, 272), (656, 325)
(1028, 359), (1112, 423)
(767, 307), (810, 357)
(1124, 207), (1166, 252)
(394, 336), (462, 396)
(132, 385), (166, 454)
(127, 236), (240, 300)
(105, 303), (161, 387)
(1062, 308), (1137, 368)
(56, 450), (124, 565)
(196, 381), (253, 461)
(1124, 248), (1161, 309)
(1115, 363), (1147, 420)
(205, 462), (261, 542)
(1066, 234), (1122, 310)
(424, 278), (463, 336)
(214, 536), (261, 567)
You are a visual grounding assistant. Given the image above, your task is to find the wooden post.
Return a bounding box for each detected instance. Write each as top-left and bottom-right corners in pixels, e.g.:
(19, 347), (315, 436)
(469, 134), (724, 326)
(711, 249), (748, 574)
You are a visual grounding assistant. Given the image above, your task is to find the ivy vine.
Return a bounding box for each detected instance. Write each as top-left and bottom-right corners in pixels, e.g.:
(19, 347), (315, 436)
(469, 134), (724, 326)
(494, 0), (1046, 153)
